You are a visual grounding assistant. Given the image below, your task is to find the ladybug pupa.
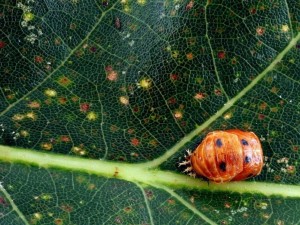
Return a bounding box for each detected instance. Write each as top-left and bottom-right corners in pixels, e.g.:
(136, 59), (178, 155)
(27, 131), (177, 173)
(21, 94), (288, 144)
(179, 130), (264, 183)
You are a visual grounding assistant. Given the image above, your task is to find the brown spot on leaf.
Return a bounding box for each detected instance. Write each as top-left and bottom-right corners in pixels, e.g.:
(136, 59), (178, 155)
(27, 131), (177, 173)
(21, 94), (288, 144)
(258, 114), (265, 120)
(131, 138), (140, 146)
(61, 204), (73, 212)
(256, 27), (265, 36)
(54, 219), (63, 225)
(217, 51), (226, 59)
(60, 135), (70, 142)
(214, 89), (222, 96)
(35, 56), (43, 63)
(80, 103), (90, 113)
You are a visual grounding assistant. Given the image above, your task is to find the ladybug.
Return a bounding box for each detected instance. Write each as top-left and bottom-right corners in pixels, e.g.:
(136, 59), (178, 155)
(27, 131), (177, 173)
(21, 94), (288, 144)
(179, 130), (263, 183)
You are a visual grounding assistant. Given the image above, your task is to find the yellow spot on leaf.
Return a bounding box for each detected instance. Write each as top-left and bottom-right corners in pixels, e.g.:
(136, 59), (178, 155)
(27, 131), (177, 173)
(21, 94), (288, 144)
(23, 12), (35, 22)
(20, 130), (29, 137)
(79, 150), (86, 155)
(72, 146), (81, 153)
(281, 24), (289, 33)
(289, 58), (295, 64)
(41, 193), (53, 200)
(26, 112), (37, 120)
(124, 5), (131, 12)
(44, 89), (57, 97)
(33, 213), (42, 220)
(119, 96), (129, 105)
(172, 50), (179, 58)
(86, 111), (97, 121)
(254, 201), (268, 210)
(270, 107), (279, 113)
(223, 112), (233, 120)
(137, 78), (152, 89)
(72, 146), (86, 155)
(12, 114), (25, 121)
(174, 110), (183, 120)
(41, 143), (53, 151)
(137, 0), (146, 5)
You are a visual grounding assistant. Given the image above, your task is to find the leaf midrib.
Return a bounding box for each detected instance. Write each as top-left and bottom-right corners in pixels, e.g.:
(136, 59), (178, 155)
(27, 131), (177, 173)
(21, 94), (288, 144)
(1, 145), (300, 198)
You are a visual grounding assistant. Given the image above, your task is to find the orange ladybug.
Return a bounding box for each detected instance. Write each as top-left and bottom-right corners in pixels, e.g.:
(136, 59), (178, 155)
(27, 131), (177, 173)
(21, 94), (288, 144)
(180, 130), (263, 183)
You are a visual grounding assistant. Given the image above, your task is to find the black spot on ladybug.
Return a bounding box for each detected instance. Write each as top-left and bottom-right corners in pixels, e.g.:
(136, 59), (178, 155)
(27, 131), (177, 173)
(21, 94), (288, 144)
(219, 161), (226, 172)
(216, 138), (223, 147)
(247, 173), (253, 178)
(241, 139), (248, 145)
(245, 156), (251, 163)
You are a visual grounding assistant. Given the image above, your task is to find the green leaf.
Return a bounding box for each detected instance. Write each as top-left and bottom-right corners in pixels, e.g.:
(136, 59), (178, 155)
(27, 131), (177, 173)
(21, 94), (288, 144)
(0, 0), (299, 224)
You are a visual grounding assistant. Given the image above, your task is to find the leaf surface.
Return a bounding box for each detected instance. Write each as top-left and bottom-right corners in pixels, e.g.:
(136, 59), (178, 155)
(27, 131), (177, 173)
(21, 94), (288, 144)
(0, 0), (300, 224)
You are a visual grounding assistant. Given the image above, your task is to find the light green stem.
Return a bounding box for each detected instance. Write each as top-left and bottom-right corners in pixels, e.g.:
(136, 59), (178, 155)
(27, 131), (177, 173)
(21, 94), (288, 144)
(0, 145), (299, 198)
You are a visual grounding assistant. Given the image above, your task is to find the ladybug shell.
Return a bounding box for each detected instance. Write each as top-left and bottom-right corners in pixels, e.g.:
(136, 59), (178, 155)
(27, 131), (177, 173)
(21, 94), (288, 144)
(190, 129), (263, 183)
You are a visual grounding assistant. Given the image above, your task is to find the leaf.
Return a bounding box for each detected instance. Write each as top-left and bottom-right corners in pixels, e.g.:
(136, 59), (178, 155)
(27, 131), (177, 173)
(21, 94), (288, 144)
(0, 0), (299, 224)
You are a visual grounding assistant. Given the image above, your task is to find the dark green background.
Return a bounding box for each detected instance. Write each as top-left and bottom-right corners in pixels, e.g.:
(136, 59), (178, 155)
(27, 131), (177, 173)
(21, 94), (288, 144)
(0, 0), (299, 224)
